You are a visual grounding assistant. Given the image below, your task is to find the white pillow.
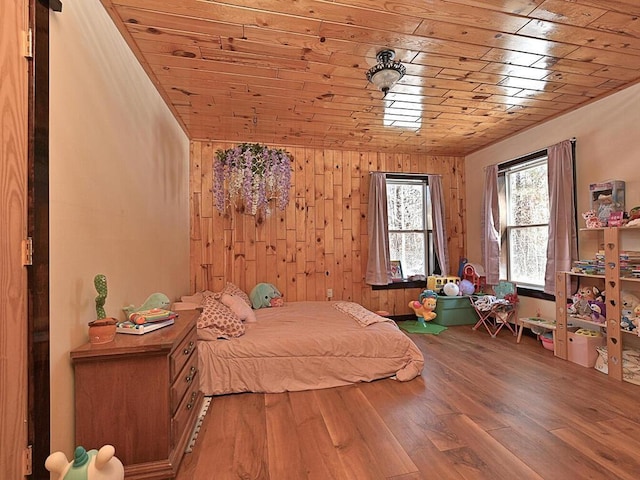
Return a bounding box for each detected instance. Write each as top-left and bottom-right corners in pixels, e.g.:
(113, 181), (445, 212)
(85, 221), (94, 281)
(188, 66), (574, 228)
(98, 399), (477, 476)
(171, 301), (201, 311)
(221, 293), (256, 323)
(181, 291), (205, 306)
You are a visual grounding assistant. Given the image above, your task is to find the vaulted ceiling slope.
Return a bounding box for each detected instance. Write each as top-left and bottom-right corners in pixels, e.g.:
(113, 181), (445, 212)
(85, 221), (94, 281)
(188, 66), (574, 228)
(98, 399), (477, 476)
(101, 0), (640, 155)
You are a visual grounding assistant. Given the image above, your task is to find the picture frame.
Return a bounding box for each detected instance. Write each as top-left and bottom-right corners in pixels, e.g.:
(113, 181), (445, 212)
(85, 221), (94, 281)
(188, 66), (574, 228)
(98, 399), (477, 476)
(390, 260), (403, 281)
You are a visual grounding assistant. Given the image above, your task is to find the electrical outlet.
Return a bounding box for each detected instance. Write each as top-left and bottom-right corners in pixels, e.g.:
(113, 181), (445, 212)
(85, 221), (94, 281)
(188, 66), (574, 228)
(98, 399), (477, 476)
(327, 288), (333, 298)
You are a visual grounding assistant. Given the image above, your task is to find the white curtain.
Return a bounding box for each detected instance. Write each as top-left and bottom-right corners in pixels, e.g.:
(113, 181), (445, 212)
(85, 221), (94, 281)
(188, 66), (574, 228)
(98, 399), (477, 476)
(365, 173), (392, 285)
(428, 175), (449, 275)
(481, 165), (500, 285)
(545, 140), (578, 294)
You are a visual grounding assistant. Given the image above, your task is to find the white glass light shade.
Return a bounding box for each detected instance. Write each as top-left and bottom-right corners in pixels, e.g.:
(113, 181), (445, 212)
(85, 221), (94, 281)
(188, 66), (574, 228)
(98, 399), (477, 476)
(365, 49), (406, 97)
(369, 69), (402, 95)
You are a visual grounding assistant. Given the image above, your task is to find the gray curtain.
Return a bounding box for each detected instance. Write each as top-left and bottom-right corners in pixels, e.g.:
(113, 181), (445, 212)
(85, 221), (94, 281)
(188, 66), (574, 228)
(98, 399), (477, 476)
(545, 140), (578, 294)
(365, 173), (392, 285)
(428, 175), (449, 275)
(481, 164), (500, 285)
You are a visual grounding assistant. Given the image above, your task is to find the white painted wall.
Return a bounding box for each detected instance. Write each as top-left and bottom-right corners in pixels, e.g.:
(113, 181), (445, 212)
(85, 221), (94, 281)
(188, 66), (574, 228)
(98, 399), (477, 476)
(49, 0), (190, 456)
(465, 82), (640, 318)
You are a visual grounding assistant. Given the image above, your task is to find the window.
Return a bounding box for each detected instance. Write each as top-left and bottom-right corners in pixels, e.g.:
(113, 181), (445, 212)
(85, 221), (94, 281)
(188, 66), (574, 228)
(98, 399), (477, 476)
(386, 176), (435, 278)
(498, 154), (549, 290)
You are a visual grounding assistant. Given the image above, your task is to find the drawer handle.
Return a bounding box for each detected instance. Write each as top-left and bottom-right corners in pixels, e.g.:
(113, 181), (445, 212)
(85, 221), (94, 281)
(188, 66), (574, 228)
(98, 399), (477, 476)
(185, 367), (198, 384)
(191, 391), (197, 399)
(187, 402), (193, 410)
(183, 341), (194, 355)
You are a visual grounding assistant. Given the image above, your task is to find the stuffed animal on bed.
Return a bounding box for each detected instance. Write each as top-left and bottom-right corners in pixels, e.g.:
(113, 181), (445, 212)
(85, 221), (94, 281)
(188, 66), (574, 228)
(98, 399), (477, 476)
(249, 283), (284, 309)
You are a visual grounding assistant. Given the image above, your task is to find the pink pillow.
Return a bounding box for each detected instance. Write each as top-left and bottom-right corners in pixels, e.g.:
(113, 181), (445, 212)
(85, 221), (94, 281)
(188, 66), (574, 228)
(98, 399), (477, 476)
(221, 293), (256, 323)
(221, 282), (252, 308)
(197, 297), (245, 339)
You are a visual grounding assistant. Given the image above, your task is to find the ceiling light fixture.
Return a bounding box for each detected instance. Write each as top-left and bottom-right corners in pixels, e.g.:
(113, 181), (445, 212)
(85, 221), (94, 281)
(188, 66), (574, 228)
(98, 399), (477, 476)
(366, 49), (406, 97)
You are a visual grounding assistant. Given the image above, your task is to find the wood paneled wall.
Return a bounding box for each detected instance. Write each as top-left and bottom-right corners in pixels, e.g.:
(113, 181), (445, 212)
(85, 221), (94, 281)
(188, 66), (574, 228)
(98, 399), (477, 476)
(190, 141), (466, 315)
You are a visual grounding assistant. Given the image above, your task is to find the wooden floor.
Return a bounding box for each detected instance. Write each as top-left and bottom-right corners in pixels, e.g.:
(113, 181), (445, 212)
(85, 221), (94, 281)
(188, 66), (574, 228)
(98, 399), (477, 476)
(177, 325), (640, 480)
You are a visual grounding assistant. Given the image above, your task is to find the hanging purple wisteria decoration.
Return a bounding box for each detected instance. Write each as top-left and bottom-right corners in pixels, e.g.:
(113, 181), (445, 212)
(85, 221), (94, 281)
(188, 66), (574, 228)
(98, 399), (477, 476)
(213, 143), (292, 216)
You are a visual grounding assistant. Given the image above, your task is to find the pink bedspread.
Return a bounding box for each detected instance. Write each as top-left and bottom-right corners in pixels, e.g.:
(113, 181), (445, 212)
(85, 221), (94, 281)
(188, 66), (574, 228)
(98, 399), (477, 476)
(197, 301), (424, 395)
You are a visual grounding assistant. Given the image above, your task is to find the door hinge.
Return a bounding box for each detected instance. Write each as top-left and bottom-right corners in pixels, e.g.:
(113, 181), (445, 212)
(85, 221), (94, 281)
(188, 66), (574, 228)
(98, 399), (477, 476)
(23, 445), (32, 476)
(22, 237), (33, 266)
(24, 27), (33, 58)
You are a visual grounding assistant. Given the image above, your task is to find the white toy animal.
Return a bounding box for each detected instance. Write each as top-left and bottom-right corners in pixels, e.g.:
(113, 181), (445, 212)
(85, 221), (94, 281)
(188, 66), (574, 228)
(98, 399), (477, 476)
(45, 445), (124, 480)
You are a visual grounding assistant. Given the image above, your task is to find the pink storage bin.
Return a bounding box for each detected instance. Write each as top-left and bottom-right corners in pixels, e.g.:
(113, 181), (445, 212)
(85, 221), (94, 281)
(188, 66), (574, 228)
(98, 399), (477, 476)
(540, 334), (554, 351)
(568, 328), (606, 367)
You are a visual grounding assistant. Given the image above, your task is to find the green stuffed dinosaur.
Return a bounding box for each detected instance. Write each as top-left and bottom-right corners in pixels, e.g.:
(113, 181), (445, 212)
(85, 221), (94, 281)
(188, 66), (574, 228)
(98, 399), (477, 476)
(249, 283), (283, 309)
(122, 292), (171, 318)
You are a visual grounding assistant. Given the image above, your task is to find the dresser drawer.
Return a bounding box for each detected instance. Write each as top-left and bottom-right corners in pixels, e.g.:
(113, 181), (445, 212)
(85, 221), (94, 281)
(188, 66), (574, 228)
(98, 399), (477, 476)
(170, 326), (196, 383)
(172, 377), (201, 450)
(171, 354), (198, 414)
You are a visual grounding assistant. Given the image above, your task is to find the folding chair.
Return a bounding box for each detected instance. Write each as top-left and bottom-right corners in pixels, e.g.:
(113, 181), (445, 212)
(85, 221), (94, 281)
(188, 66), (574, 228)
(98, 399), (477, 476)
(470, 280), (518, 338)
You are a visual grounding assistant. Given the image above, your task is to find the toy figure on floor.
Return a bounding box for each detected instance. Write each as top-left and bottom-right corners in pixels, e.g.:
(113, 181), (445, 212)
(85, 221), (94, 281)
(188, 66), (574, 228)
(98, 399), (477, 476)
(408, 289), (438, 326)
(46, 445), (124, 480)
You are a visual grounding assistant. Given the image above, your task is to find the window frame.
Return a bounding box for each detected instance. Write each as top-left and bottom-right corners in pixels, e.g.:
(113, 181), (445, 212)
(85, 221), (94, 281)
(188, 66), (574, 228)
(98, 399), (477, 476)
(372, 174), (434, 290)
(498, 150), (556, 301)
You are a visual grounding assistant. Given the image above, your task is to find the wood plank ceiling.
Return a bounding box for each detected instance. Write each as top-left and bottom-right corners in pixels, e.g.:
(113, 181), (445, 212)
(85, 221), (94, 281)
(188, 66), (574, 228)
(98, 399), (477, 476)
(101, 0), (640, 155)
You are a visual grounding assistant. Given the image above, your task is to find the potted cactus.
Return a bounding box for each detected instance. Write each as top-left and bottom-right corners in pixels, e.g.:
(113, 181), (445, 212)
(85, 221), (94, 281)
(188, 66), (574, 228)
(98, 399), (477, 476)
(87, 274), (117, 344)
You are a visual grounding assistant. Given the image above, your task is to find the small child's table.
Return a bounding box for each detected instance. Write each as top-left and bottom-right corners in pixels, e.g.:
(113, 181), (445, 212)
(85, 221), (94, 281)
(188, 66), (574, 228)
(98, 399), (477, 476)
(516, 317), (557, 349)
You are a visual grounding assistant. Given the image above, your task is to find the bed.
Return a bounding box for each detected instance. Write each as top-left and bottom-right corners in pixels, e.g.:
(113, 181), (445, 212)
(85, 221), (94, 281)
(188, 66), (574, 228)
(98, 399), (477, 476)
(195, 300), (424, 395)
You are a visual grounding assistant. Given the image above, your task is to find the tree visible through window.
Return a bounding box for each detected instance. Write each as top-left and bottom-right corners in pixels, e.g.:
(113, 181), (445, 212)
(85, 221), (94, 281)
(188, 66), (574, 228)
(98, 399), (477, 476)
(499, 156), (549, 289)
(386, 176), (434, 278)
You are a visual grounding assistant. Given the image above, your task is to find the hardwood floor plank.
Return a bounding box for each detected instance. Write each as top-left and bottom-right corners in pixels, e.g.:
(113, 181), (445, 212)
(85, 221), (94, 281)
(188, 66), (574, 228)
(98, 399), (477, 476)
(489, 415), (622, 479)
(602, 416), (640, 443)
(191, 394), (269, 479)
(265, 393), (308, 480)
(551, 426), (640, 480)
(313, 387), (389, 480)
(440, 414), (543, 480)
(335, 386), (418, 477)
(288, 390), (351, 480)
(358, 379), (468, 479)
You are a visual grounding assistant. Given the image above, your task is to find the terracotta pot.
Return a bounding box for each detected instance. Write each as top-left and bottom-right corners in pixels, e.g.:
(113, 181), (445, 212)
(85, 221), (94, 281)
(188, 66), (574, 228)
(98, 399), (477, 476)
(88, 317), (117, 344)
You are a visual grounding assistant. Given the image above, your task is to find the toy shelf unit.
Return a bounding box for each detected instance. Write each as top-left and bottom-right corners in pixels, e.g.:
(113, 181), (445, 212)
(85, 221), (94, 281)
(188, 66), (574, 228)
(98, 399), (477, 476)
(555, 226), (640, 383)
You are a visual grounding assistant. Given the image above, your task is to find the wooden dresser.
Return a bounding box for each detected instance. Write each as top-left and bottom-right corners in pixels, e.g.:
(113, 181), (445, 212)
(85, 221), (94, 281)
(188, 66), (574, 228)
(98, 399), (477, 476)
(70, 309), (202, 479)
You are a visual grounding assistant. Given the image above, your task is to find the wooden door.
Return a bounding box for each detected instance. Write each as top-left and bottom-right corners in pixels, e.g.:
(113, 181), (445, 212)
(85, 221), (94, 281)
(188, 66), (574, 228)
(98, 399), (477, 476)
(0, 0), (30, 478)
